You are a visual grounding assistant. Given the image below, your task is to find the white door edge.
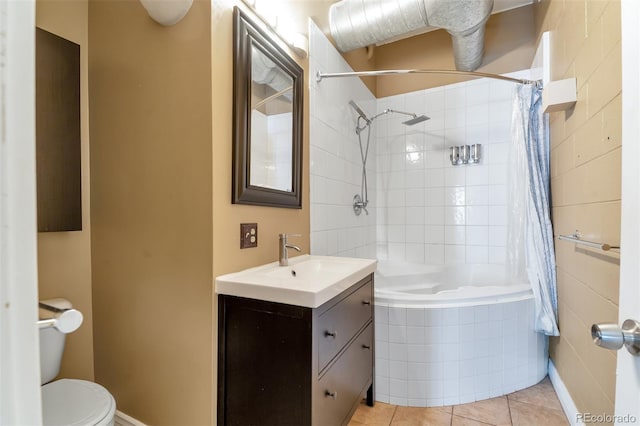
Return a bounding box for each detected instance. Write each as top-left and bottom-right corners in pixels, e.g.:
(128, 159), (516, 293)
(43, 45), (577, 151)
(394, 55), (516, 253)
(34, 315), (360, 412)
(616, 0), (640, 424)
(0, 0), (42, 424)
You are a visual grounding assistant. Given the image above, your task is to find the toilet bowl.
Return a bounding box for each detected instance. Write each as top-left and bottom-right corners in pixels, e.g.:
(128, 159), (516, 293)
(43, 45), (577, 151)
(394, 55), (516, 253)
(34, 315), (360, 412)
(39, 299), (116, 426)
(42, 380), (116, 426)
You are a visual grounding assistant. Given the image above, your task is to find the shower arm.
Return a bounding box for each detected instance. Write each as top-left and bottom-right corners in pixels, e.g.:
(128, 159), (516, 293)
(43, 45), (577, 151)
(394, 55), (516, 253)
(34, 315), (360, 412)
(356, 108), (417, 133)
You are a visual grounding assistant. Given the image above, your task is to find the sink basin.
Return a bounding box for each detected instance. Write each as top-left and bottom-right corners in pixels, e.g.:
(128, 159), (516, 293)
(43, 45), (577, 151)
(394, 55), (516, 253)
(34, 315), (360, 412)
(215, 255), (377, 308)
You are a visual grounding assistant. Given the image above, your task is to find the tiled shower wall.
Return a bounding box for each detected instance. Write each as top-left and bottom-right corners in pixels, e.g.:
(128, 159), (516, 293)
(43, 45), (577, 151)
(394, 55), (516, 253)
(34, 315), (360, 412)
(309, 20), (377, 258)
(375, 77), (521, 265)
(309, 17), (532, 265)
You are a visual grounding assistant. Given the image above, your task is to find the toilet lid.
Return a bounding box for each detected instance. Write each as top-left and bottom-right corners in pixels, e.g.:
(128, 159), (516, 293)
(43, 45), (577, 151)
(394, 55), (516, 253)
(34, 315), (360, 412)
(42, 379), (115, 426)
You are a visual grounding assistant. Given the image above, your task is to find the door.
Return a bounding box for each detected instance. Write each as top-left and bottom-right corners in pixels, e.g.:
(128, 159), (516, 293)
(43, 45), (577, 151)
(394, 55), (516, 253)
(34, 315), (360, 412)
(616, 0), (640, 422)
(0, 0), (42, 424)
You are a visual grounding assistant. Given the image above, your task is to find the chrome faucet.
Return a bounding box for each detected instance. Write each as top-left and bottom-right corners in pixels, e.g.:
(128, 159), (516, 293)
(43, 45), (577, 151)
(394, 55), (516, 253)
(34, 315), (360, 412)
(279, 233), (301, 266)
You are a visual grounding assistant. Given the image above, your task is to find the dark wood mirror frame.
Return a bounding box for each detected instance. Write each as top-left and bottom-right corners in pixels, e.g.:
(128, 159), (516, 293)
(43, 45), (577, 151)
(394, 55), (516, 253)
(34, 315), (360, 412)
(232, 7), (303, 209)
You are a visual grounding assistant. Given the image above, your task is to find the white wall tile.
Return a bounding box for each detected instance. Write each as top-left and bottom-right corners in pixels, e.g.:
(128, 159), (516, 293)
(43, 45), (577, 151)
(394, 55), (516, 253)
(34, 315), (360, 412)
(466, 245), (489, 263)
(425, 244), (445, 264)
(406, 225), (425, 244)
(425, 226), (445, 244)
(407, 309), (425, 326)
(466, 206), (489, 226)
(445, 187), (466, 206)
(390, 360), (408, 380)
(425, 188), (445, 206)
(406, 243), (425, 263)
(445, 245), (466, 264)
(466, 185), (489, 205)
(444, 168), (466, 187)
(445, 226), (466, 244)
(445, 207), (466, 225)
(488, 185), (507, 205)
(389, 325), (407, 343)
(445, 86), (466, 109)
(466, 226), (489, 246)
(466, 165), (489, 186)
(466, 82), (489, 106)
(425, 169), (445, 187)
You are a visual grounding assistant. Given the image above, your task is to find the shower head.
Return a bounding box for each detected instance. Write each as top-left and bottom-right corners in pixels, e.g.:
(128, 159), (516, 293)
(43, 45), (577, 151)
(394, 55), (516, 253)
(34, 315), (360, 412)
(402, 115), (430, 126)
(349, 100), (371, 125)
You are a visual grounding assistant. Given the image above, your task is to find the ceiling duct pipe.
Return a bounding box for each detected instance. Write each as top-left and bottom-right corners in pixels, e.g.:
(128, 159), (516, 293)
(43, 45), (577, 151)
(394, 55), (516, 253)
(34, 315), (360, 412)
(329, 0), (494, 72)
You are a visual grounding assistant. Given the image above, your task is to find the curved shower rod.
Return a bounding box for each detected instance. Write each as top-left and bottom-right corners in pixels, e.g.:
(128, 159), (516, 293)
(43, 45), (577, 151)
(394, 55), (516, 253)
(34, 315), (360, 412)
(316, 69), (541, 87)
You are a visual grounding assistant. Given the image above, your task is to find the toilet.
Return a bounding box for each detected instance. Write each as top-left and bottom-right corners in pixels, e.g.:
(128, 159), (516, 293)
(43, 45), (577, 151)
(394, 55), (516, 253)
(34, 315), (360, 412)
(39, 298), (116, 426)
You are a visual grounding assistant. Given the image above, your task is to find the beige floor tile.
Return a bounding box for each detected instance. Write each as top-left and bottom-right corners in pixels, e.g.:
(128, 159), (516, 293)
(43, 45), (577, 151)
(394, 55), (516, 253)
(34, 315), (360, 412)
(509, 399), (569, 426)
(452, 415), (494, 425)
(390, 406), (452, 426)
(508, 377), (563, 412)
(349, 400), (397, 426)
(453, 397), (512, 426)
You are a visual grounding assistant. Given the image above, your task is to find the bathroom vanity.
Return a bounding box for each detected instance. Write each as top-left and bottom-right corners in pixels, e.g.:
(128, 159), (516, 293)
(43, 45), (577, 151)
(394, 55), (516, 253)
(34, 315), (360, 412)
(216, 255), (376, 425)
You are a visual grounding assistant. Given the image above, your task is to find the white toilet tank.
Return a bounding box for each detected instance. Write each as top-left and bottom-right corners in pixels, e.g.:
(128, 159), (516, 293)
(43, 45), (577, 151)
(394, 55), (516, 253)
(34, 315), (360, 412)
(39, 298), (116, 426)
(39, 298), (74, 384)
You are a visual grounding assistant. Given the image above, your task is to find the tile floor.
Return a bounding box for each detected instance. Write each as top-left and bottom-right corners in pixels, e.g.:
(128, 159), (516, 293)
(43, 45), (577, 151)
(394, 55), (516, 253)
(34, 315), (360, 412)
(349, 377), (569, 426)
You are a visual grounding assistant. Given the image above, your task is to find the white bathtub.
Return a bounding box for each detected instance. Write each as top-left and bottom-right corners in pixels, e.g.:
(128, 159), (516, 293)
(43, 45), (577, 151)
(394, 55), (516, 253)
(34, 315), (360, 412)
(373, 262), (548, 407)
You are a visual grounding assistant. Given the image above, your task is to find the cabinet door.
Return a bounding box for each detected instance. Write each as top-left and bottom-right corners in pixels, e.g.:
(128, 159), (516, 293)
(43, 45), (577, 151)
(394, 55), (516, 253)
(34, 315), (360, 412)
(219, 296), (313, 425)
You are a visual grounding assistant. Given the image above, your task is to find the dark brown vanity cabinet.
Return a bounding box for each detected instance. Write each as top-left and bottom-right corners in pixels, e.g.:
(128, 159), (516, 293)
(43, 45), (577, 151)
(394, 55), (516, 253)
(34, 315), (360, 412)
(217, 275), (375, 425)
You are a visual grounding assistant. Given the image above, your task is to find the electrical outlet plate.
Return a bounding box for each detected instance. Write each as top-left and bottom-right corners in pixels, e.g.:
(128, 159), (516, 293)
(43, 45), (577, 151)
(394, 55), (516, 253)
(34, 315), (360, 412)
(240, 223), (258, 249)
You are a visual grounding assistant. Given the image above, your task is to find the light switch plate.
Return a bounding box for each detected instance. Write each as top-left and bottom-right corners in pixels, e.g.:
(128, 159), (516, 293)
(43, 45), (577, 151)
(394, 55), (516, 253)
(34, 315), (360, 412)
(240, 223), (258, 249)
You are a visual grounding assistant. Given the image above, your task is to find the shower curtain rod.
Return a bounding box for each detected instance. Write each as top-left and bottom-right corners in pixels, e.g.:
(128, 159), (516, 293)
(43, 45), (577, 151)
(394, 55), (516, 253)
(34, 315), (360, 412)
(316, 69), (540, 87)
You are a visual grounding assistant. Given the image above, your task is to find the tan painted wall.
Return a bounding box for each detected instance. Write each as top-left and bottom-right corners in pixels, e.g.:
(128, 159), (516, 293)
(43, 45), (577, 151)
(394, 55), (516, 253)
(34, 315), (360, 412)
(88, 1), (213, 424)
(358, 5), (537, 97)
(211, 1), (310, 275)
(536, 0), (621, 417)
(210, 1), (312, 414)
(36, 0), (94, 382)
(89, 0), (314, 423)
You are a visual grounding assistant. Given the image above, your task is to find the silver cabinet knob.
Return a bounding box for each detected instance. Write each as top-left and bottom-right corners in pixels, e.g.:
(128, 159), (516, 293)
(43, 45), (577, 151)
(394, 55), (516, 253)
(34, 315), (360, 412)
(592, 319), (640, 356)
(362, 300), (371, 306)
(362, 344), (371, 350)
(325, 390), (337, 399)
(324, 330), (337, 338)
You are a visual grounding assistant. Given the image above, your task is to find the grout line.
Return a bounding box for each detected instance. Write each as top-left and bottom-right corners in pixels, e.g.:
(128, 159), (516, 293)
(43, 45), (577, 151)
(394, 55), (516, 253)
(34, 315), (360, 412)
(388, 405), (398, 426)
(451, 413), (496, 425)
(509, 397), (567, 413)
(507, 394), (514, 426)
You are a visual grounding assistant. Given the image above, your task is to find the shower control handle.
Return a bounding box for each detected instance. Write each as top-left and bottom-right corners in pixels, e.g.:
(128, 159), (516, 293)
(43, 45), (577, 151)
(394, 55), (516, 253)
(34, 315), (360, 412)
(592, 319), (640, 356)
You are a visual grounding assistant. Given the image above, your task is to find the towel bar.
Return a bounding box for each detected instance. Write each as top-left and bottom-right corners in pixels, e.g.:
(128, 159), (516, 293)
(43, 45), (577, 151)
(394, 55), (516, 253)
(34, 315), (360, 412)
(557, 231), (619, 252)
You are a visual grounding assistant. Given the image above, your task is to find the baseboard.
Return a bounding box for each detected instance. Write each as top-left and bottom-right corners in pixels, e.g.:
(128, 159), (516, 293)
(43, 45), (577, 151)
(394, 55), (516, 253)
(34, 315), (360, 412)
(114, 410), (148, 426)
(548, 359), (584, 426)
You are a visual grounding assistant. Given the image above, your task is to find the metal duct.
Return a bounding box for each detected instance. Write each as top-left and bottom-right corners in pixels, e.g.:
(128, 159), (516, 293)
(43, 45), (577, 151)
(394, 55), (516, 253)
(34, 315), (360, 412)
(329, 0), (494, 72)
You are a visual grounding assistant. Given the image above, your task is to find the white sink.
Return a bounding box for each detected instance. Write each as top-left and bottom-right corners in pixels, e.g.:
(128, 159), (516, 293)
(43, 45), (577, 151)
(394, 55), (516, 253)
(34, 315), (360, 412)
(215, 255), (377, 308)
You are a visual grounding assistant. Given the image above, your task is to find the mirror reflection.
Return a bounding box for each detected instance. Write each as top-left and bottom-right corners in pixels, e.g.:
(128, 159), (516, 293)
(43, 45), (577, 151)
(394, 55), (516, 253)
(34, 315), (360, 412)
(250, 47), (293, 192)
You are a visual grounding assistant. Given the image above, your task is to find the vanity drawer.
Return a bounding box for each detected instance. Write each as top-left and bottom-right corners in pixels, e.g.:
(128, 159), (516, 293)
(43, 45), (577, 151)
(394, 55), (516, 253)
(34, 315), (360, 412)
(318, 279), (373, 371)
(315, 323), (373, 426)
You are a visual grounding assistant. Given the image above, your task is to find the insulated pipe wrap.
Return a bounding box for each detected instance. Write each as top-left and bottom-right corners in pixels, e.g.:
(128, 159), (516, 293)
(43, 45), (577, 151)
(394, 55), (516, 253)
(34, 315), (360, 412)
(329, 0), (494, 71)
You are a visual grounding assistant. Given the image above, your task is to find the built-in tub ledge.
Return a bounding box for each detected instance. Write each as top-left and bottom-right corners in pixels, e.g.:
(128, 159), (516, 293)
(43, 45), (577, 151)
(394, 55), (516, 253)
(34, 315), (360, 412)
(215, 254), (377, 308)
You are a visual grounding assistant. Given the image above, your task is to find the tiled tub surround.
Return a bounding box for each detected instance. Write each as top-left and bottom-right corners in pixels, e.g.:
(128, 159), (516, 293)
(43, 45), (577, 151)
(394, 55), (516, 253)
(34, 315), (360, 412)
(309, 20), (377, 259)
(307, 29), (548, 409)
(373, 263), (548, 407)
(375, 76), (522, 266)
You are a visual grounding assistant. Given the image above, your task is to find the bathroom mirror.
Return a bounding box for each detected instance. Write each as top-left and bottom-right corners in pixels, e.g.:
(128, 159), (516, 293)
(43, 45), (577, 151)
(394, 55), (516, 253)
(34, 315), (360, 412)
(232, 7), (303, 208)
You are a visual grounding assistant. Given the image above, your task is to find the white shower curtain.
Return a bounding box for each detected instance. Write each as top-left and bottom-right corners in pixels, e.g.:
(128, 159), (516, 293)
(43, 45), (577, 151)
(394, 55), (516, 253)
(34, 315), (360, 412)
(507, 84), (559, 337)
